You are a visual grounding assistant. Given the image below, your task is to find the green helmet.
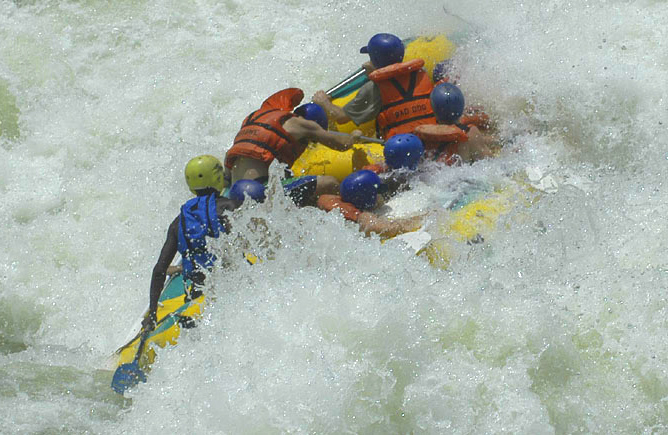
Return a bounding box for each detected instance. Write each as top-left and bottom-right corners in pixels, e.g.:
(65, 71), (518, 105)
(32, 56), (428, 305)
(184, 155), (225, 194)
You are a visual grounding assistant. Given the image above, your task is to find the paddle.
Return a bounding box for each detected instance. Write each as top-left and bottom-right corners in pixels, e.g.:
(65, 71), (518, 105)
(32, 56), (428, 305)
(110, 327), (151, 394)
(325, 67), (366, 99)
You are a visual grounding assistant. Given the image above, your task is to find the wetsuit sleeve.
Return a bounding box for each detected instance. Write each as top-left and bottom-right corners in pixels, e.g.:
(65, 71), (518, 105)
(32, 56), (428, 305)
(148, 216), (179, 317)
(343, 81), (383, 126)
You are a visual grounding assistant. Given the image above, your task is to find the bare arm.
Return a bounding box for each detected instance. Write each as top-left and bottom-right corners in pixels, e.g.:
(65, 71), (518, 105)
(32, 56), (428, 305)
(166, 265), (182, 275)
(145, 217), (179, 327)
(357, 212), (424, 239)
(312, 90), (352, 124)
(283, 116), (359, 152)
(460, 126), (494, 162)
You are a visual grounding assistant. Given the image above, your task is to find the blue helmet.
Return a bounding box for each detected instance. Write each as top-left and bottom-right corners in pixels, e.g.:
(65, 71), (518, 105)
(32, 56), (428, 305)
(430, 82), (465, 124)
(340, 170), (384, 210)
(294, 103), (329, 130)
(384, 134), (425, 170)
(360, 33), (404, 69)
(229, 179), (266, 202)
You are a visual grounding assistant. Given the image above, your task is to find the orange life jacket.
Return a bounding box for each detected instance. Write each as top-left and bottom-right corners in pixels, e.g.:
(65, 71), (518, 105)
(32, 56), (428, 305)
(360, 163), (387, 174)
(414, 124), (469, 166)
(317, 194), (361, 222)
(225, 88), (306, 169)
(369, 59), (437, 139)
(460, 105), (491, 130)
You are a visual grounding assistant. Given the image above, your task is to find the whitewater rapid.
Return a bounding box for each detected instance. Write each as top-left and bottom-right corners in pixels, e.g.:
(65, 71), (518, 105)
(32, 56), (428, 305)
(1, 0), (666, 433)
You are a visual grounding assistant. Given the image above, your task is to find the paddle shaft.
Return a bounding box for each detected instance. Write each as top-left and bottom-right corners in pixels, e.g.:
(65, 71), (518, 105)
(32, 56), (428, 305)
(131, 327), (151, 364)
(325, 68), (365, 97)
(329, 130), (385, 145)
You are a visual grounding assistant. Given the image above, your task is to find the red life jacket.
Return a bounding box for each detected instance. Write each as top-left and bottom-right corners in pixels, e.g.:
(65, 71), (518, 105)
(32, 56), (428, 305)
(317, 194), (361, 222)
(225, 88), (306, 169)
(414, 124), (469, 166)
(360, 163), (387, 174)
(369, 59), (437, 139)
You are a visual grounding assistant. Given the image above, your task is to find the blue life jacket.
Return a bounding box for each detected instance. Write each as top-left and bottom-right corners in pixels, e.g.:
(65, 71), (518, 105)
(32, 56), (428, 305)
(177, 194), (226, 280)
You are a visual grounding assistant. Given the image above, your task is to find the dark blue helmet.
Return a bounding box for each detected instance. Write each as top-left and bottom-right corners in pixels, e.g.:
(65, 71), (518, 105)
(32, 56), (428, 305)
(340, 170), (384, 210)
(294, 103), (329, 130)
(384, 134), (425, 170)
(360, 33), (404, 69)
(229, 179), (266, 202)
(430, 82), (465, 124)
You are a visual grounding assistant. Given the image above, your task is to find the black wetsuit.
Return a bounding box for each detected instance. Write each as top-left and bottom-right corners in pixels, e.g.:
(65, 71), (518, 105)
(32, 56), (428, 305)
(148, 195), (242, 318)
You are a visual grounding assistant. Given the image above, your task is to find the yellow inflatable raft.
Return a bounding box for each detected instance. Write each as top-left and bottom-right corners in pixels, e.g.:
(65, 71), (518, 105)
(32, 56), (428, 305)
(418, 182), (535, 269)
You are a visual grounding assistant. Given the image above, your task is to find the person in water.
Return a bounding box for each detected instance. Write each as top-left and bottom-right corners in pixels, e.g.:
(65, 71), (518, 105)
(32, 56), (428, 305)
(223, 88), (362, 207)
(312, 33), (437, 139)
(142, 155), (265, 330)
(317, 169), (425, 238)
